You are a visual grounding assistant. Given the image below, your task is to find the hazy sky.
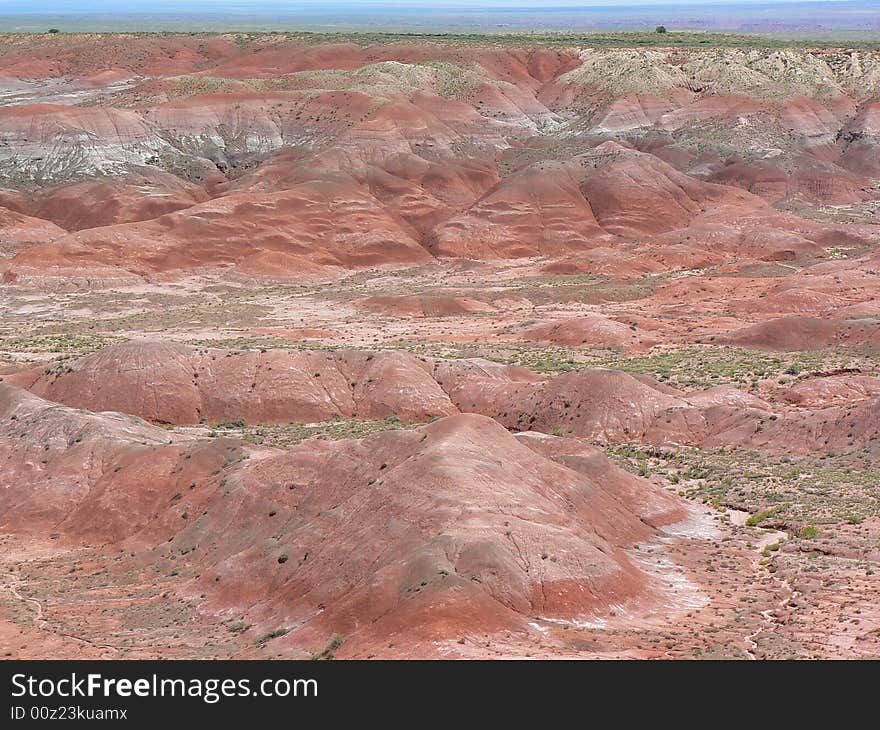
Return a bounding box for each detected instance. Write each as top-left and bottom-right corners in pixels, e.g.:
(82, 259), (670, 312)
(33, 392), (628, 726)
(0, 0), (871, 8)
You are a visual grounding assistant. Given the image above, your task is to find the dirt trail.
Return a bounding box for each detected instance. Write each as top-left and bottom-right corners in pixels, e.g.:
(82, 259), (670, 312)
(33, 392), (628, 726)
(0, 570), (121, 657)
(728, 510), (799, 660)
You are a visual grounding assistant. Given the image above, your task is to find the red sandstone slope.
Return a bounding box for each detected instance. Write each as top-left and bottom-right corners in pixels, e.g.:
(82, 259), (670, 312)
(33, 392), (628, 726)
(518, 315), (656, 351)
(427, 159), (611, 258)
(229, 147), (501, 237)
(718, 315), (880, 351)
(840, 101), (880, 176)
(0, 383), (685, 655)
(434, 358), (880, 455)
(0, 206), (66, 259)
(428, 142), (792, 258)
(12, 342), (880, 456)
(11, 341), (457, 424)
(30, 168), (209, 231)
(4, 180), (432, 284)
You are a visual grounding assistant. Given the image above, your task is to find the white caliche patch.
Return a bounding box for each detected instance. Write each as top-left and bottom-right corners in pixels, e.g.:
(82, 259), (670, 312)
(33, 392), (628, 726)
(658, 503), (722, 540)
(630, 544), (709, 613)
(537, 615), (609, 630)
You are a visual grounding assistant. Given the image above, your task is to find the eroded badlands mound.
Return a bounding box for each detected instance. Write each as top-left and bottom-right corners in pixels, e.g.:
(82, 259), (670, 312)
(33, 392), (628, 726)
(1, 33), (879, 659)
(1, 34), (879, 283)
(0, 383), (687, 656)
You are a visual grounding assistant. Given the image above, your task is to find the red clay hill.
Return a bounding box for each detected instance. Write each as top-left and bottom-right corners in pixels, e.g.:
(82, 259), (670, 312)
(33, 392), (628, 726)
(0, 382), (686, 656)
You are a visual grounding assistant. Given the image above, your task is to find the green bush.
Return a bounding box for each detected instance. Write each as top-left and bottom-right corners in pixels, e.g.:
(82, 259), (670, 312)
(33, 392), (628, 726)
(746, 508), (776, 526)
